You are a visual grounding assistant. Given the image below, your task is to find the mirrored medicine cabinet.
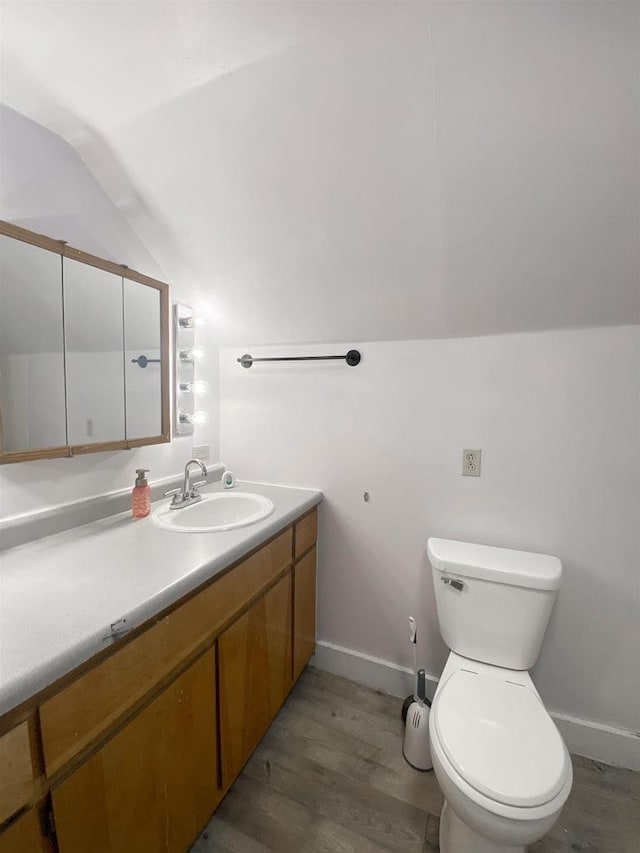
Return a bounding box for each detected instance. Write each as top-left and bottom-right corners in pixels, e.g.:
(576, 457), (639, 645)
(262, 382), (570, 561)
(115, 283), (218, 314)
(0, 221), (170, 464)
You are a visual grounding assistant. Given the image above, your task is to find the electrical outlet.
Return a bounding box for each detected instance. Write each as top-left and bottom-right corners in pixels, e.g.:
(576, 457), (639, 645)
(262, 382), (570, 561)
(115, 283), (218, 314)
(462, 449), (481, 477)
(192, 444), (210, 461)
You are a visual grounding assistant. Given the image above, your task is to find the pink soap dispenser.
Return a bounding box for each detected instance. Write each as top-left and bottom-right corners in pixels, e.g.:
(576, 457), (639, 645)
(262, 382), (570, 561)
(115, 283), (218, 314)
(131, 468), (151, 518)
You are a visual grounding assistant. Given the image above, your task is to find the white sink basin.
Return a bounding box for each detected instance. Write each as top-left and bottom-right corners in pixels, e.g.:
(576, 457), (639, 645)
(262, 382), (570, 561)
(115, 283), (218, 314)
(153, 492), (274, 533)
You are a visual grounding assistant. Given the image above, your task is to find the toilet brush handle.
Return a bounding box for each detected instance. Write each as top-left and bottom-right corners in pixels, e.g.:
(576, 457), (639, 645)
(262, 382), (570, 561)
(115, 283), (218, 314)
(409, 616), (419, 700)
(409, 617), (417, 644)
(417, 669), (426, 703)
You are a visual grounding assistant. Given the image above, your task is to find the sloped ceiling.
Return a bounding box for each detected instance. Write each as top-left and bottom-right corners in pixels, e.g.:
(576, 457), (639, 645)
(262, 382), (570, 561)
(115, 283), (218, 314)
(1, 1), (638, 345)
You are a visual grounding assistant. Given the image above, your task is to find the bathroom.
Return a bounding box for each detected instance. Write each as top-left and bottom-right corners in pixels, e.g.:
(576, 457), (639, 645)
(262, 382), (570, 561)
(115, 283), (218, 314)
(0, 1), (638, 851)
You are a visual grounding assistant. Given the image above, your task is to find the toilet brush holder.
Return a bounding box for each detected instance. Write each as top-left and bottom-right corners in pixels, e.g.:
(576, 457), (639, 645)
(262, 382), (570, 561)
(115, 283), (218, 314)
(403, 699), (433, 771)
(402, 669), (433, 771)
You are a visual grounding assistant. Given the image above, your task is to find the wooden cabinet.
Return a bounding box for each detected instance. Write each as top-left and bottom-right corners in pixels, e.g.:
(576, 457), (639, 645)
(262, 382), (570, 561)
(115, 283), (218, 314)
(40, 528), (292, 777)
(52, 650), (219, 853)
(1, 507), (318, 852)
(0, 807), (51, 853)
(293, 546), (317, 681)
(219, 573), (292, 787)
(292, 509), (318, 680)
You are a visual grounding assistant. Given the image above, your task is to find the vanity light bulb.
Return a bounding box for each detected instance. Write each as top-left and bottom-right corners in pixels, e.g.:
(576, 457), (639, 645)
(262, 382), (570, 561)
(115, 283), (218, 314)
(178, 410), (208, 425)
(178, 315), (206, 329)
(179, 380), (209, 397)
(179, 346), (206, 363)
(191, 410), (209, 426)
(192, 380), (209, 397)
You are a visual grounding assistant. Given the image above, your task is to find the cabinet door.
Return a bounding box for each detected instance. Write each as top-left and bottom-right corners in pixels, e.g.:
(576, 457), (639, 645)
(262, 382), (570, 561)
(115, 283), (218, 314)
(293, 546), (317, 681)
(219, 573), (292, 788)
(0, 807), (51, 853)
(52, 650), (219, 853)
(64, 259), (125, 446)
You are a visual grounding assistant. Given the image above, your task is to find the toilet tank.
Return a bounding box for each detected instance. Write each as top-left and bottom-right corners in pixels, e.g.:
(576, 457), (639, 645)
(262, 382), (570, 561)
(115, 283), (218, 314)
(427, 538), (562, 671)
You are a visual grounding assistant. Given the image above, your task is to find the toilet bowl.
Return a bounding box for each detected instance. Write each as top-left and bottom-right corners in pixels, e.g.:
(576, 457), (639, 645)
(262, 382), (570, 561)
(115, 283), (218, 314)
(426, 537), (573, 853)
(429, 653), (572, 853)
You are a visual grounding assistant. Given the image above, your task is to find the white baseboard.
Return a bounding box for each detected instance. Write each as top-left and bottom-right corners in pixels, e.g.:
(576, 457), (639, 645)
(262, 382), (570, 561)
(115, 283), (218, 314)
(551, 712), (640, 771)
(312, 640), (640, 771)
(313, 639), (434, 699)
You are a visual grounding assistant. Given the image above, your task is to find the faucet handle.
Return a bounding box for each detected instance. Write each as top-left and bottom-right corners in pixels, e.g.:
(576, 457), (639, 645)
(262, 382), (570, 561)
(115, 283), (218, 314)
(164, 488), (182, 504)
(191, 479), (207, 492)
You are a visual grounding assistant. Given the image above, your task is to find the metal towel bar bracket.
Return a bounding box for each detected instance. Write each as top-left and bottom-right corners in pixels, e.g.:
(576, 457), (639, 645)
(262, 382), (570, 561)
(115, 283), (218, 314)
(131, 355), (161, 368)
(238, 350), (361, 368)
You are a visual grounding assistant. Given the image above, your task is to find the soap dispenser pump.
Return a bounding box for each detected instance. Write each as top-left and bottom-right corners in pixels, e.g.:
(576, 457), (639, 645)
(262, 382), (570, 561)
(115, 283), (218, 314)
(132, 468), (151, 518)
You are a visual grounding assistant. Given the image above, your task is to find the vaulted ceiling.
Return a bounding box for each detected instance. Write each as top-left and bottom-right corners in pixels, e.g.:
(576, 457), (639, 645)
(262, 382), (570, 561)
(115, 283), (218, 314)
(2, 1), (639, 345)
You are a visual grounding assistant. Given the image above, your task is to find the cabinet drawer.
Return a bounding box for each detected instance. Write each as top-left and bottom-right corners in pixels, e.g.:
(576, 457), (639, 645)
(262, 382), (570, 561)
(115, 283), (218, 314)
(294, 508), (317, 558)
(0, 721), (35, 824)
(40, 528), (292, 777)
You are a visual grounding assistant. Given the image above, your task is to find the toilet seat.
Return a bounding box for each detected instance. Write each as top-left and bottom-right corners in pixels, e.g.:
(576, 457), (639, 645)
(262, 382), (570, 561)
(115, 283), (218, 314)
(432, 670), (570, 809)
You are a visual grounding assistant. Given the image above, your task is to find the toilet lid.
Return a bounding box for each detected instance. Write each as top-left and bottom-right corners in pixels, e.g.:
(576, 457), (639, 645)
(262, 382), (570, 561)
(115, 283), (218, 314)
(433, 670), (569, 808)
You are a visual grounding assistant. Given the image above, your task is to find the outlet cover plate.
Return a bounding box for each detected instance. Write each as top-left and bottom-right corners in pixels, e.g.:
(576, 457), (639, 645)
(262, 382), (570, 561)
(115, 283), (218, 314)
(462, 449), (481, 477)
(192, 444), (210, 461)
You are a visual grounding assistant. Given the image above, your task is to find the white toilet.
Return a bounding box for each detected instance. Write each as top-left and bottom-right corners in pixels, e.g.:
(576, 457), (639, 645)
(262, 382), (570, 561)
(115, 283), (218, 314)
(427, 538), (573, 853)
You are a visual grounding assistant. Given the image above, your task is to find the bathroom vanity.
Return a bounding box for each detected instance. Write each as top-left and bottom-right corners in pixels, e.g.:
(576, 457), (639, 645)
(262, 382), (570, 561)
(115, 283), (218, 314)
(0, 484), (320, 852)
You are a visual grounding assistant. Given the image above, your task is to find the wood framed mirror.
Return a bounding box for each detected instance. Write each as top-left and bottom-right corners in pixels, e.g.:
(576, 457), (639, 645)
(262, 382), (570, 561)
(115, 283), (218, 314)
(0, 221), (170, 464)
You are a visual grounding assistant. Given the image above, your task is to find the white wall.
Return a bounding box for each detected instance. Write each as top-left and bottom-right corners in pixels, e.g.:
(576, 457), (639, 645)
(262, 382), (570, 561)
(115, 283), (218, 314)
(5, 0), (634, 346)
(0, 106), (220, 519)
(220, 326), (640, 743)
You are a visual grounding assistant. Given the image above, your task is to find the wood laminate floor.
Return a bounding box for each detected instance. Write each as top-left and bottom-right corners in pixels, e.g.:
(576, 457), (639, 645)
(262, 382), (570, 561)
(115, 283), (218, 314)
(191, 668), (640, 853)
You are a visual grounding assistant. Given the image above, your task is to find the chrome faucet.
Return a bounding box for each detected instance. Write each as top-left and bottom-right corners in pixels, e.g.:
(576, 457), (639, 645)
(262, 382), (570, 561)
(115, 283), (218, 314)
(165, 459), (208, 510)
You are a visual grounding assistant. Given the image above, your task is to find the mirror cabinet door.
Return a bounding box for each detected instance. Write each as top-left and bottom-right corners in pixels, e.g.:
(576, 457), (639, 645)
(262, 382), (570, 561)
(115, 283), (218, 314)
(1, 222), (169, 463)
(0, 236), (67, 452)
(64, 259), (126, 446)
(124, 279), (162, 441)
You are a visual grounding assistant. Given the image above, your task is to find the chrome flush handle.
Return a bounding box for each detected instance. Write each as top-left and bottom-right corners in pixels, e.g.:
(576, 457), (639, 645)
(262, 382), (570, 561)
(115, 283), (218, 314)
(442, 577), (465, 591)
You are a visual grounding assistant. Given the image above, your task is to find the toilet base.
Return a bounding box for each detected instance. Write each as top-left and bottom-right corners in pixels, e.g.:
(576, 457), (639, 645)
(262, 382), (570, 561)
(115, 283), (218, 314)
(440, 800), (525, 853)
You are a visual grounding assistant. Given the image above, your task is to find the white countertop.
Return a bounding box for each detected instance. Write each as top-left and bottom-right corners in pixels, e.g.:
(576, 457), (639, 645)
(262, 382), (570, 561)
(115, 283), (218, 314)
(0, 481), (321, 718)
